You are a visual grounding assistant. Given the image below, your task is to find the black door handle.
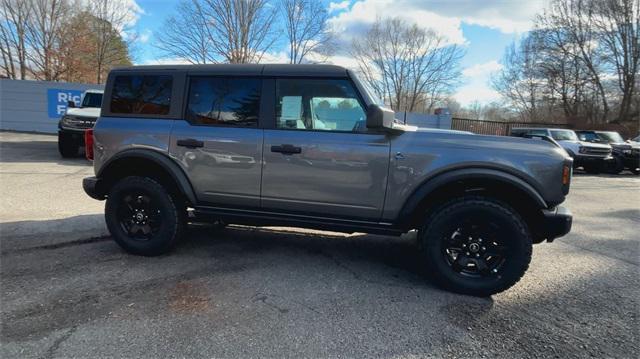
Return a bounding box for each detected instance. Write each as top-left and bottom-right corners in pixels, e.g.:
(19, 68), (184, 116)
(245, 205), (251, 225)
(271, 144), (302, 155)
(177, 138), (204, 148)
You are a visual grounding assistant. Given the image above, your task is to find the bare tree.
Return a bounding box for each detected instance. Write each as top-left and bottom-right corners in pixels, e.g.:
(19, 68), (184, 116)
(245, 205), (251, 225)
(86, 0), (134, 83)
(157, 0), (277, 64)
(24, 0), (76, 81)
(351, 18), (463, 113)
(155, 0), (215, 64)
(536, 0), (612, 122)
(591, 0), (639, 122)
(0, 0), (32, 79)
(281, 0), (333, 64)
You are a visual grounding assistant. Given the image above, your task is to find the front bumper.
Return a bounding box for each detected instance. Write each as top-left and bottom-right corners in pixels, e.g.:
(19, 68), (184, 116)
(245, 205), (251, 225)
(83, 176), (105, 200)
(541, 206), (573, 242)
(573, 154), (611, 167)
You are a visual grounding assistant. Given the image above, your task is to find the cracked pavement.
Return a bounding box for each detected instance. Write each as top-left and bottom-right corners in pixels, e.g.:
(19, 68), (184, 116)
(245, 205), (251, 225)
(1, 132), (638, 358)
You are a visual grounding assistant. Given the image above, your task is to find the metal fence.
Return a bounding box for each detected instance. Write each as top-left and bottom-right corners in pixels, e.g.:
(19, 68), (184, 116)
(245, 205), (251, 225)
(451, 118), (572, 136)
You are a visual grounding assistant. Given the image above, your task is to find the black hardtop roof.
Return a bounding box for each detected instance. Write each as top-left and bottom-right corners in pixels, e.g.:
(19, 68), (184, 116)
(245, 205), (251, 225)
(110, 63), (349, 77)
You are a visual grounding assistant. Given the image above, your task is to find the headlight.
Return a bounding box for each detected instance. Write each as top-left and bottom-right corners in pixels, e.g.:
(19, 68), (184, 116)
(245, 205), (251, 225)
(61, 115), (72, 125)
(622, 149), (632, 154)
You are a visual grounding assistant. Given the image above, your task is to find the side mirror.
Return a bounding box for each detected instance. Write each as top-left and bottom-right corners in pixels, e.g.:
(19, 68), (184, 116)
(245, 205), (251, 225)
(67, 100), (76, 108)
(366, 104), (395, 129)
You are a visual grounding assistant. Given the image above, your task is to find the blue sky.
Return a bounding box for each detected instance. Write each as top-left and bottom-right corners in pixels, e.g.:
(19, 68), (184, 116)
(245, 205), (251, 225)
(128, 0), (546, 106)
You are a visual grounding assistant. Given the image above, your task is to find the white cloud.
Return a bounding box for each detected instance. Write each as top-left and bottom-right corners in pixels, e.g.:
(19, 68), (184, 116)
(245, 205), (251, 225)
(328, 1), (351, 13)
(260, 51), (291, 64)
(137, 29), (152, 44)
(454, 84), (502, 106)
(405, 0), (547, 34)
(328, 0), (466, 48)
(142, 57), (192, 65)
(462, 60), (503, 78)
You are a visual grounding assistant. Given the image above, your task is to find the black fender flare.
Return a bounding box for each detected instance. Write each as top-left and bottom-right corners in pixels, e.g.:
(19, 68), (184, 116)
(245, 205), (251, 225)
(97, 148), (197, 205)
(396, 167), (547, 228)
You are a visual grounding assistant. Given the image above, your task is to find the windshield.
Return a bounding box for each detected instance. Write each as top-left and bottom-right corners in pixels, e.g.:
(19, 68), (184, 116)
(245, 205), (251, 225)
(577, 131), (598, 142)
(550, 130), (578, 141)
(596, 131), (624, 143)
(82, 92), (103, 108)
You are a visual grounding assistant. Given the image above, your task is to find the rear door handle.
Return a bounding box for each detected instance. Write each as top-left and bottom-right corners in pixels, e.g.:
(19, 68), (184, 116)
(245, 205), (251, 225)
(271, 144), (302, 155)
(177, 138), (204, 148)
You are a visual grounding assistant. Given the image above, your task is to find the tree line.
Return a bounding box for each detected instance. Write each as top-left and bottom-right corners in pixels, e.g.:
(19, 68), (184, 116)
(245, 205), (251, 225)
(0, 0), (133, 83)
(491, 0), (639, 127)
(2, 0), (636, 129)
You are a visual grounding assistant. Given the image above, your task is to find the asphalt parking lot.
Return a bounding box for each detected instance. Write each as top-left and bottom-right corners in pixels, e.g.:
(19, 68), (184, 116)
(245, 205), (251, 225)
(1, 131), (638, 358)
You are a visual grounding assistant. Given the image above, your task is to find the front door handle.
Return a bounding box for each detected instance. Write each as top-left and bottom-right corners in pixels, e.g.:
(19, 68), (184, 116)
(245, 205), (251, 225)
(271, 144), (302, 155)
(177, 138), (204, 148)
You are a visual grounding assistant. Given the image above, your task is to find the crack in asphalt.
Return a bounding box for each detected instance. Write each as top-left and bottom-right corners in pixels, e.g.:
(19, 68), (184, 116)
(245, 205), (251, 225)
(1, 235), (110, 255)
(41, 326), (77, 359)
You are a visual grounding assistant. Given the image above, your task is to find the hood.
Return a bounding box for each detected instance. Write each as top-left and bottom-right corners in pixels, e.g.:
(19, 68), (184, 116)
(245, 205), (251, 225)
(65, 106), (101, 118)
(393, 123), (474, 135)
(400, 127), (568, 157)
(577, 141), (611, 149)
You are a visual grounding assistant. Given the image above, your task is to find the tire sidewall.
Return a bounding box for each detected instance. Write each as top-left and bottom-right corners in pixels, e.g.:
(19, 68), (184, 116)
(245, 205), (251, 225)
(58, 132), (78, 157)
(105, 176), (182, 256)
(421, 197), (532, 296)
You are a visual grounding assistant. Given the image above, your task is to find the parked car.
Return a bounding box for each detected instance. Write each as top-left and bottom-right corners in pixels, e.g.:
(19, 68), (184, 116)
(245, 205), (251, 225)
(510, 127), (612, 173)
(58, 89), (103, 157)
(576, 130), (639, 175)
(82, 64), (573, 296)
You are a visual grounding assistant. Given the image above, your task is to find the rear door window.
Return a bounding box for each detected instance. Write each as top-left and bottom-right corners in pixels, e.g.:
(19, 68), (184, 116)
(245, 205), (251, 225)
(110, 75), (173, 115)
(186, 77), (261, 127)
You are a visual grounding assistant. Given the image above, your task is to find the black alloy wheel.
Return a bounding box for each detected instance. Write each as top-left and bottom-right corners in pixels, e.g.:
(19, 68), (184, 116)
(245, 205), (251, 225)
(105, 176), (185, 256)
(117, 192), (162, 240)
(420, 196), (532, 296)
(442, 221), (509, 278)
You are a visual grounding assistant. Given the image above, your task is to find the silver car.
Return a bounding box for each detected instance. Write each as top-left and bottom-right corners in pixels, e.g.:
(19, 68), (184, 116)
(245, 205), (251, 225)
(83, 64), (573, 296)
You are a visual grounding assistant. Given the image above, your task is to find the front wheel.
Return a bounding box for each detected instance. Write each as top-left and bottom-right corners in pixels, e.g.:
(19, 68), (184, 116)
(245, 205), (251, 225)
(105, 176), (185, 256)
(419, 196), (532, 296)
(58, 132), (79, 158)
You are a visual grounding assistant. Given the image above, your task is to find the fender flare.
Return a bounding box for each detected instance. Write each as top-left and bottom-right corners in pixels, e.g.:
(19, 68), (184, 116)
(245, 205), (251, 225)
(397, 167), (547, 228)
(98, 149), (197, 205)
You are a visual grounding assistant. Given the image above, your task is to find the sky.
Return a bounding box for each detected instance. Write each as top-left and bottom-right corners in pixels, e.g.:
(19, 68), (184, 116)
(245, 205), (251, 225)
(127, 0), (548, 107)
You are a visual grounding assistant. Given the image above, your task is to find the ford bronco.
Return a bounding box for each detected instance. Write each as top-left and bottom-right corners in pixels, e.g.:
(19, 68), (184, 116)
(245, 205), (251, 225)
(58, 89), (103, 157)
(83, 64), (573, 296)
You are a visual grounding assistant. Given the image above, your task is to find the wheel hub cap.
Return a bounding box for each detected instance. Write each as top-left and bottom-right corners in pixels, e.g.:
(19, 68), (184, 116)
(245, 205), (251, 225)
(469, 242), (480, 253)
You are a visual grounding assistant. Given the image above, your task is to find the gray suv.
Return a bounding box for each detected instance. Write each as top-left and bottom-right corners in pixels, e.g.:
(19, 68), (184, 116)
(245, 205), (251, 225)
(83, 64), (573, 296)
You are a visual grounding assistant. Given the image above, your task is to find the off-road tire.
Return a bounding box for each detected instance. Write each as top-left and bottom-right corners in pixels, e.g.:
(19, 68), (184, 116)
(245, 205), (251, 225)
(419, 196), (532, 296)
(58, 133), (79, 158)
(105, 176), (185, 256)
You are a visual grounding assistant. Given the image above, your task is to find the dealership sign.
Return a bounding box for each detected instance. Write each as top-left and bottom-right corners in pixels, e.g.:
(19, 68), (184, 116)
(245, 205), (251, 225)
(47, 89), (83, 118)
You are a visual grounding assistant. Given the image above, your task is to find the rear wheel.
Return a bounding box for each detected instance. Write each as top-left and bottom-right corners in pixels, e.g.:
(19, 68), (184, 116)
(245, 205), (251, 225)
(419, 196), (532, 296)
(105, 176), (185, 256)
(58, 132), (79, 158)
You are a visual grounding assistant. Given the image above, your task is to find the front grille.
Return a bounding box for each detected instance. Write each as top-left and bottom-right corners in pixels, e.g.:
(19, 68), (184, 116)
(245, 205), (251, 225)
(582, 146), (611, 156)
(63, 116), (96, 129)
